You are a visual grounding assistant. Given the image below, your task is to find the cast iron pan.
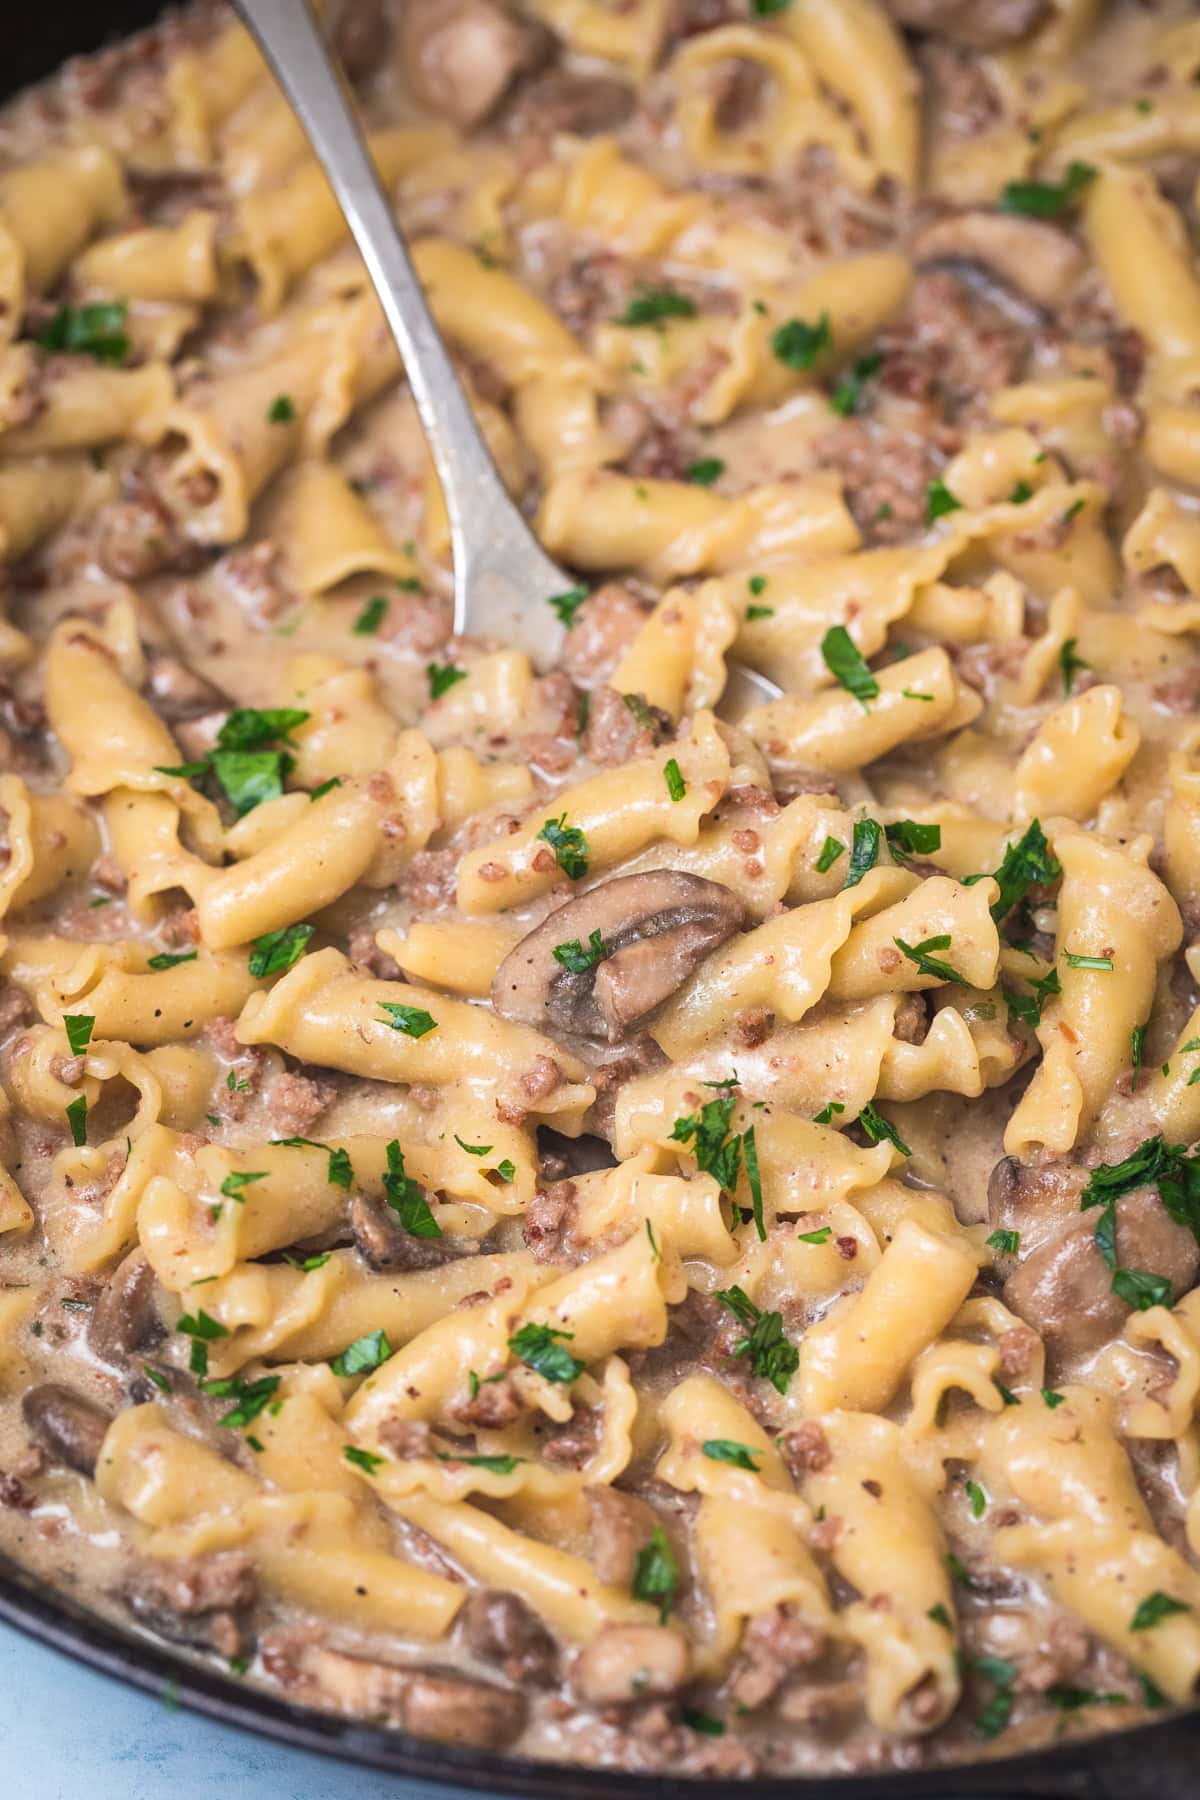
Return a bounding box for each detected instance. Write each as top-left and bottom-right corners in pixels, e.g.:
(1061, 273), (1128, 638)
(5, 5), (1200, 1794)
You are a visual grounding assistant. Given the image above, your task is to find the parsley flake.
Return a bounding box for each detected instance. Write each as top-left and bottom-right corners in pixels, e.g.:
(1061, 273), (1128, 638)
(248, 922), (313, 978)
(821, 625), (879, 708)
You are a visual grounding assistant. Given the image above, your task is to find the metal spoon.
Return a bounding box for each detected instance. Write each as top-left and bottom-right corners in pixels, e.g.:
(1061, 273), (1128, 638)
(235, 0), (780, 713)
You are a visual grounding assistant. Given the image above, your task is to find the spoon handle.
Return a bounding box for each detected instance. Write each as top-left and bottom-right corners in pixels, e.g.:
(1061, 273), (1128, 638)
(236, 0), (569, 650)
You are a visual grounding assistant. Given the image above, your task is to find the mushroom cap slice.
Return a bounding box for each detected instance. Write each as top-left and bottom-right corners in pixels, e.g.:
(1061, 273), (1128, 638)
(914, 211), (1086, 314)
(22, 1383), (112, 1477)
(492, 871), (747, 1045)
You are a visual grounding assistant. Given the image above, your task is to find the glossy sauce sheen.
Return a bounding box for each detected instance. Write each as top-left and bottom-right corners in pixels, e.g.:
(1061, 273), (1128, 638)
(0, 0), (1199, 1780)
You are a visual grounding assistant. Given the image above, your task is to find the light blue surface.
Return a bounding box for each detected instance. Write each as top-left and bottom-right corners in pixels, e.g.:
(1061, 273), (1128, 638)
(0, 1621), (495, 1800)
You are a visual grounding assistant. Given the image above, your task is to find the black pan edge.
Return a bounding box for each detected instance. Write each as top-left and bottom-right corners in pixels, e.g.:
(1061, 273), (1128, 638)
(4, 1547), (1200, 1799)
(6, 5), (1200, 1798)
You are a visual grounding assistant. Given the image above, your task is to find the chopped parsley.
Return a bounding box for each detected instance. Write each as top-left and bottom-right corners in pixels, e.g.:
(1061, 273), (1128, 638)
(176, 1308), (230, 1378)
(377, 1001), (437, 1037)
(508, 1322), (585, 1384)
(352, 595), (388, 636)
(681, 1710), (726, 1736)
(427, 662), (467, 700)
(830, 350), (883, 417)
(343, 1445), (386, 1475)
(748, 576), (768, 596)
(219, 1170), (266, 1201)
(383, 1138), (440, 1238)
(966, 1479), (987, 1519)
(1009, 480), (1034, 504)
(285, 1251), (332, 1272)
(1064, 951), (1113, 971)
(894, 933), (967, 985)
(1060, 637), (1090, 695)
(552, 929), (608, 974)
(821, 625), (879, 708)
(248, 922), (313, 978)
(538, 815), (589, 881)
(671, 1097), (764, 1236)
(994, 1380), (1021, 1406)
(974, 1655), (1017, 1739)
(926, 478), (963, 524)
(771, 312), (831, 370)
(493, 1158), (516, 1183)
(454, 1136), (492, 1156)
(687, 458), (724, 486)
(797, 1225), (833, 1244)
(1130, 1591), (1191, 1632)
(65, 1094), (88, 1147)
(1004, 965), (1060, 1030)
(987, 1228), (1020, 1255)
(1130, 1021), (1147, 1089)
(64, 1015), (94, 1055)
(272, 1137), (353, 1189)
(969, 819), (1061, 921)
(331, 1330), (393, 1378)
(267, 393), (295, 423)
(844, 817), (882, 887)
(884, 819), (941, 864)
(702, 1439), (761, 1471)
(142, 1365), (171, 1394)
(548, 587), (588, 627)
(1041, 1389), (1065, 1408)
(646, 1217), (661, 1262)
(745, 604), (774, 621)
(147, 950), (198, 970)
(1045, 1685), (1128, 1712)
(856, 1102), (911, 1157)
(158, 707), (310, 819)
(310, 777), (341, 801)
(632, 1524), (679, 1622)
(37, 299), (129, 364)
(663, 758), (687, 802)
(714, 1285), (798, 1394)
(199, 1371), (281, 1429)
(999, 160), (1096, 218)
(435, 1451), (524, 1474)
(616, 287), (697, 327)
(928, 1603), (953, 1630)
(1112, 1268), (1172, 1311)
(815, 835), (845, 873)
(814, 1102), (844, 1125)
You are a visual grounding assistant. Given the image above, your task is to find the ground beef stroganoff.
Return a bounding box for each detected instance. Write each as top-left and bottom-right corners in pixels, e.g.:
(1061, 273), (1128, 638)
(1, 0), (1200, 1779)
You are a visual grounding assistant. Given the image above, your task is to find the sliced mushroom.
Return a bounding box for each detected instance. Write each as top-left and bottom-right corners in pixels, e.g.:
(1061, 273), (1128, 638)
(399, 0), (553, 131)
(492, 871), (747, 1045)
(914, 211), (1086, 313)
(348, 1188), (471, 1271)
(89, 1249), (165, 1366)
(459, 1588), (559, 1686)
(22, 1384), (112, 1477)
(573, 1623), (689, 1706)
(503, 70), (635, 140)
(402, 1666), (528, 1749)
(884, 0), (1049, 51)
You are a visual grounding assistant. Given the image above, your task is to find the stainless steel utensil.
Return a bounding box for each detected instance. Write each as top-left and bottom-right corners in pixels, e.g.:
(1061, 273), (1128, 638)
(235, 0), (780, 711)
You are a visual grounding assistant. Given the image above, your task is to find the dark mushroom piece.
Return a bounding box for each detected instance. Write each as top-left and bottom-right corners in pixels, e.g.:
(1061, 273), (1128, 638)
(459, 1589), (559, 1685)
(913, 212), (1086, 315)
(22, 1384), (112, 1477)
(1003, 1188), (1200, 1365)
(88, 1249), (165, 1366)
(348, 1188), (475, 1271)
(883, 0), (1049, 51)
(398, 0), (553, 131)
(492, 871), (747, 1045)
